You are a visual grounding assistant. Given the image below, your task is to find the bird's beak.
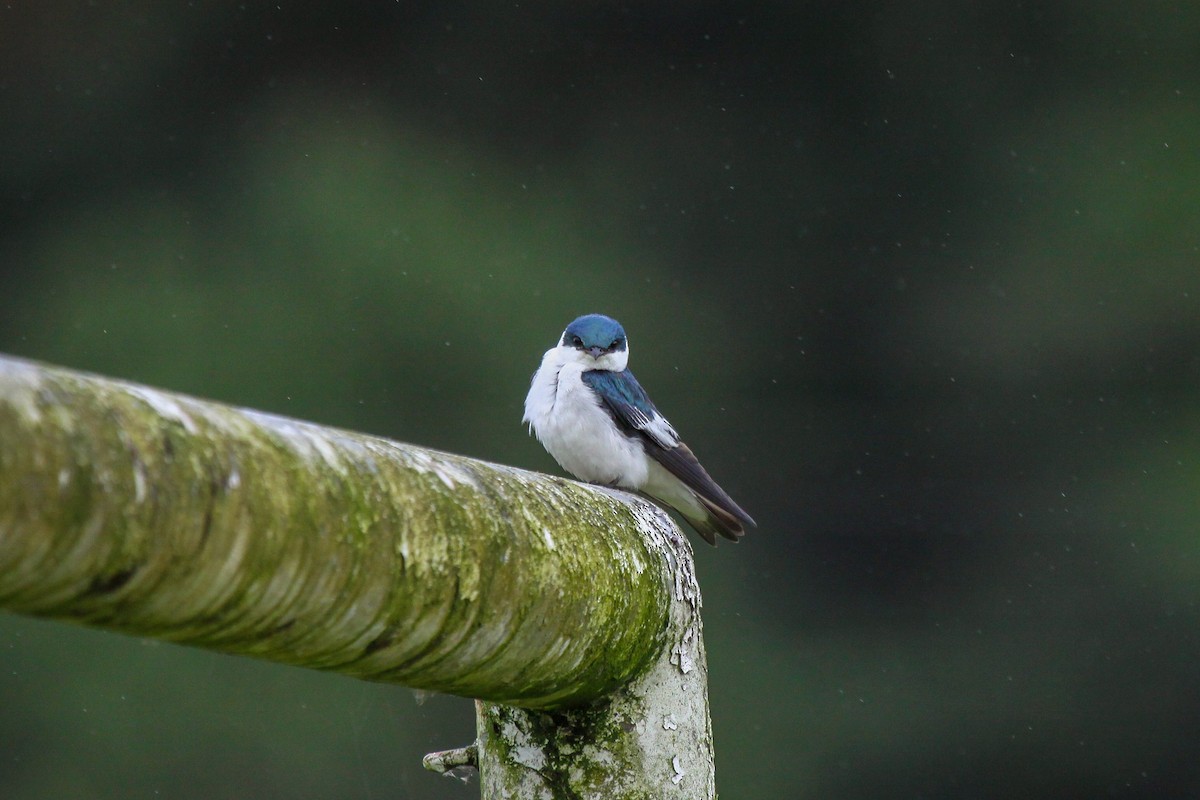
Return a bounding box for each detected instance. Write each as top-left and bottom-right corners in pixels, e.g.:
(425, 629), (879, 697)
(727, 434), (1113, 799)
(586, 346), (604, 359)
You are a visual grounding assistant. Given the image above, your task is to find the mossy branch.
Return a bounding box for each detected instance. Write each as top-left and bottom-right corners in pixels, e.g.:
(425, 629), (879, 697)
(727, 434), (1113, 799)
(0, 354), (717, 798)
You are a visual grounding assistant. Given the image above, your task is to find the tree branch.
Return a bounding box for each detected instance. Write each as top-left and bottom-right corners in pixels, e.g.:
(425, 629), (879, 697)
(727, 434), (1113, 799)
(0, 353), (715, 797)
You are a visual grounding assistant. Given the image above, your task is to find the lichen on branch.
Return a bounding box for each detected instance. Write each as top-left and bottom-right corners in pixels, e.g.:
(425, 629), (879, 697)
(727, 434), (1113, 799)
(0, 354), (671, 708)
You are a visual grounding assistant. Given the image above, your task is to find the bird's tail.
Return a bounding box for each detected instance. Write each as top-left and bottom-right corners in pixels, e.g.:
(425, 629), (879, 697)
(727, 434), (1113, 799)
(688, 495), (750, 546)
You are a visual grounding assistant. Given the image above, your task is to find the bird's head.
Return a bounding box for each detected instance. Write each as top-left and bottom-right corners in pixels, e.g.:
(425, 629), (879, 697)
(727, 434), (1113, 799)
(559, 313), (629, 371)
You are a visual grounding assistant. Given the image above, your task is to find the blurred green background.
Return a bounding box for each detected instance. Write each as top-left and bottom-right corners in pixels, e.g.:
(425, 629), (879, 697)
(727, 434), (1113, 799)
(2, 2), (1198, 798)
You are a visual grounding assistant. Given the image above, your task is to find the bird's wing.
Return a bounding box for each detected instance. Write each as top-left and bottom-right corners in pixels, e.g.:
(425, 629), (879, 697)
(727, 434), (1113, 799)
(581, 369), (755, 534)
(580, 368), (679, 449)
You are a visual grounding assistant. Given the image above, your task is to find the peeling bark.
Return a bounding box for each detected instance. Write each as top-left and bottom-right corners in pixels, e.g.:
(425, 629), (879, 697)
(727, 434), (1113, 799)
(472, 503), (715, 798)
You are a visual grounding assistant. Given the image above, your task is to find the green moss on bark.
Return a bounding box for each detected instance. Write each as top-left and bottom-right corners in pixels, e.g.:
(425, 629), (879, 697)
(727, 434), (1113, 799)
(0, 354), (671, 707)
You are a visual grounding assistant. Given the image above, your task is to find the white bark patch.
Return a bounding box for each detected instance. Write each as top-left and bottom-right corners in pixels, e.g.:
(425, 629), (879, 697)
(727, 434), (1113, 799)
(0, 358), (45, 423)
(132, 462), (147, 502)
(671, 755), (686, 785)
(242, 411), (347, 470)
(400, 447), (481, 490)
(126, 386), (198, 434)
(500, 717), (549, 771)
(512, 745), (547, 770)
(672, 626), (697, 674)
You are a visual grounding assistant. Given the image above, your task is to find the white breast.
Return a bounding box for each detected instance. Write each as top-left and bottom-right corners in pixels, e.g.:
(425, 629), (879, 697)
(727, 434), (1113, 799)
(522, 346), (650, 488)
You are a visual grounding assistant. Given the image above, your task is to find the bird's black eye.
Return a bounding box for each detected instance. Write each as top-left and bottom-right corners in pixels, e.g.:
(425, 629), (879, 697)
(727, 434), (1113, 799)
(609, 338), (621, 350)
(570, 335), (583, 348)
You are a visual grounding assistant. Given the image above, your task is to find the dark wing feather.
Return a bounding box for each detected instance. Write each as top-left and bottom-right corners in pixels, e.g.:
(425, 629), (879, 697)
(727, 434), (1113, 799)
(581, 368), (678, 448)
(648, 440), (756, 533)
(582, 369), (756, 537)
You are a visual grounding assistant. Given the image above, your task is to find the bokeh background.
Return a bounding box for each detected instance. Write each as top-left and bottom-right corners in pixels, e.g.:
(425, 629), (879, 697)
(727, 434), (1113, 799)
(2, 2), (1199, 798)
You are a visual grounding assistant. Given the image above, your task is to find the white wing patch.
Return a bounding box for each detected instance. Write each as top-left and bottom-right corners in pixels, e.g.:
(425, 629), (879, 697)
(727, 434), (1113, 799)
(640, 410), (679, 449)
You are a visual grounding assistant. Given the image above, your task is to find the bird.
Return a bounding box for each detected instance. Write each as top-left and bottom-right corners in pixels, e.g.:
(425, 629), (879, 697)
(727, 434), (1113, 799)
(523, 313), (755, 545)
